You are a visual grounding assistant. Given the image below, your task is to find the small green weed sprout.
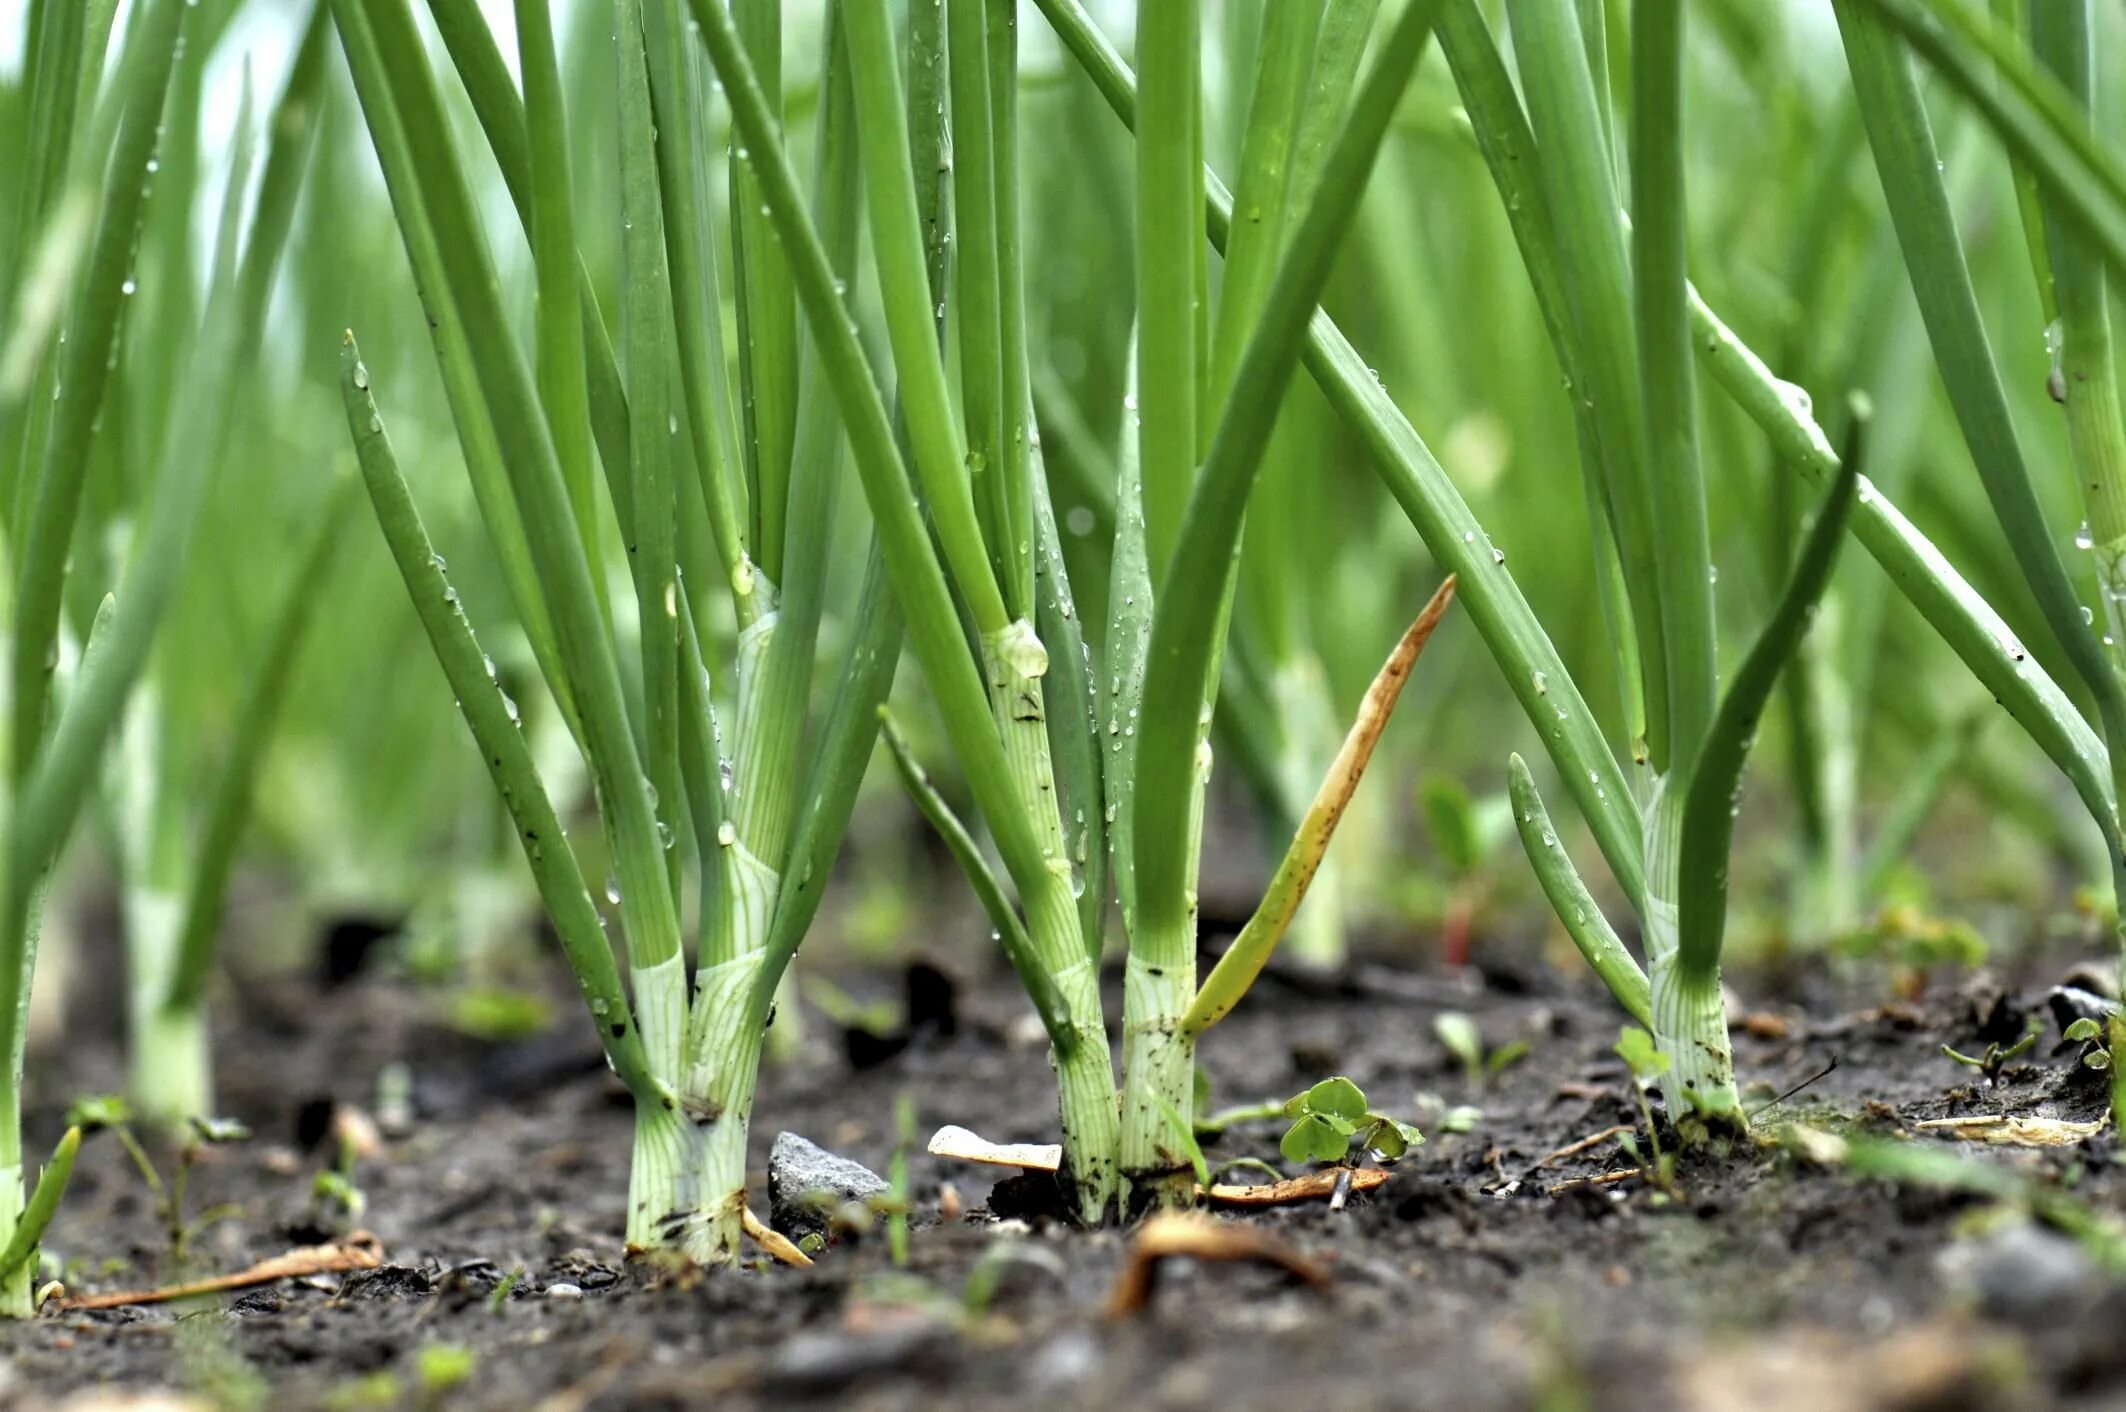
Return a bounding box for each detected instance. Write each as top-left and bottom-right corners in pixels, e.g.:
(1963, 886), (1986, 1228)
(413, 1345), (477, 1407)
(1278, 1077), (1423, 1167)
(2061, 1014), (2126, 1101)
(1434, 1012), (1532, 1090)
(1614, 1028), (1678, 1196)
(66, 1096), (244, 1263)
(1420, 776), (1514, 966)
(1942, 1016), (2043, 1082)
(310, 1131), (366, 1232)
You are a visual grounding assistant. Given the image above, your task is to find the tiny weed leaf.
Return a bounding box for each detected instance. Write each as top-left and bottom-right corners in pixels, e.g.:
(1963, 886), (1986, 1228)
(1421, 774), (1482, 874)
(1304, 1076), (1369, 1123)
(188, 1116), (252, 1145)
(1616, 1026), (1670, 1079)
(2065, 1018), (2103, 1043)
(1487, 1039), (1532, 1075)
(66, 1095), (131, 1131)
(1281, 1112), (1352, 1165)
(1156, 1094), (1211, 1188)
(1435, 1013), (1483, 1072)
(1439, 1106), (1482, 1134)
(446, 987), (555, 1042)
(414, 1345), (477, 1397)
(1364, 1116), (1425, 1161)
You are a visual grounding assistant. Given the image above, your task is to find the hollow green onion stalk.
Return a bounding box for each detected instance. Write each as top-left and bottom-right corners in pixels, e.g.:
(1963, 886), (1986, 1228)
(695, 0), (1441, 1219)
(336, 0), (900, 1263)
(0, 0), (265, 1315)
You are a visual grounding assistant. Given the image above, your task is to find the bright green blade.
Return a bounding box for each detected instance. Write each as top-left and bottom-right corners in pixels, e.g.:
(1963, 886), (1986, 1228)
(338, 333), (660, 1104)
(1676, 454), (1862, 983)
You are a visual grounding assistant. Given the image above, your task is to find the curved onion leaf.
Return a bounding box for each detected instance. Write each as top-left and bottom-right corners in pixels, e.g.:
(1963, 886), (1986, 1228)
(1676, 454), (1862, 983)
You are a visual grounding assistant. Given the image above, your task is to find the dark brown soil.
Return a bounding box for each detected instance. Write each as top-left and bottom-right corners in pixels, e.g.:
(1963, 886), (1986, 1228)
(6, 942), (2126, 1411)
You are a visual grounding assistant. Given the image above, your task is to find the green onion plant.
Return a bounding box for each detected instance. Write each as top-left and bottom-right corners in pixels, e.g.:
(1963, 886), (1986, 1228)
(0, 0), (283, 1314)
(103, 4), (341, 1135)
(333, 0), (897, 1262)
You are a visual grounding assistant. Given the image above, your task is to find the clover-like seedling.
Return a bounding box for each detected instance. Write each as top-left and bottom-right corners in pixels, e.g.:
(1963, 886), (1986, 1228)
(2065, 1016), (2109, 1067)
(1279, 1077), (1423, 1167)
(1435, 1012), (1532, 1091)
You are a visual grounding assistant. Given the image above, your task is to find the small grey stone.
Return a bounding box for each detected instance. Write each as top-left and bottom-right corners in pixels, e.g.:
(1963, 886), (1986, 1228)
(2049, 985), (2121, 1035)
(768, 1131), (890, 1243)
(1940, 1223), (2104, 1326)
(972, 1238), (1068, 1307)
(2061, 961), (2120, 1000)
(1028, 1331), (1098, 1391)
(544, 1282), (583, 1301)
(763, 1324), (948, 1397)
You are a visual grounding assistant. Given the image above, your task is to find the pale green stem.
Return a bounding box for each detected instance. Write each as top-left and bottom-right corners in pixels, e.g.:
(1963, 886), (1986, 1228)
(626, 1096), (700, 1252)
(1643, 780), (1741, 1122)
(3, 863), (45, 1317)
(1794, 599), (1860, 942)
(126, 887), (209, 1131)
(684, 949), (769, 1265)
(717, 608), (806, 1063)
(1269, 658), (1347, 970)
(0, 1155), (25, 1318)
(982, 622), (1119, 1222)
(630, 949), (688, 1136)
(1038, 901), (1120, 1224)
(1118, 720), (1209, 1209)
